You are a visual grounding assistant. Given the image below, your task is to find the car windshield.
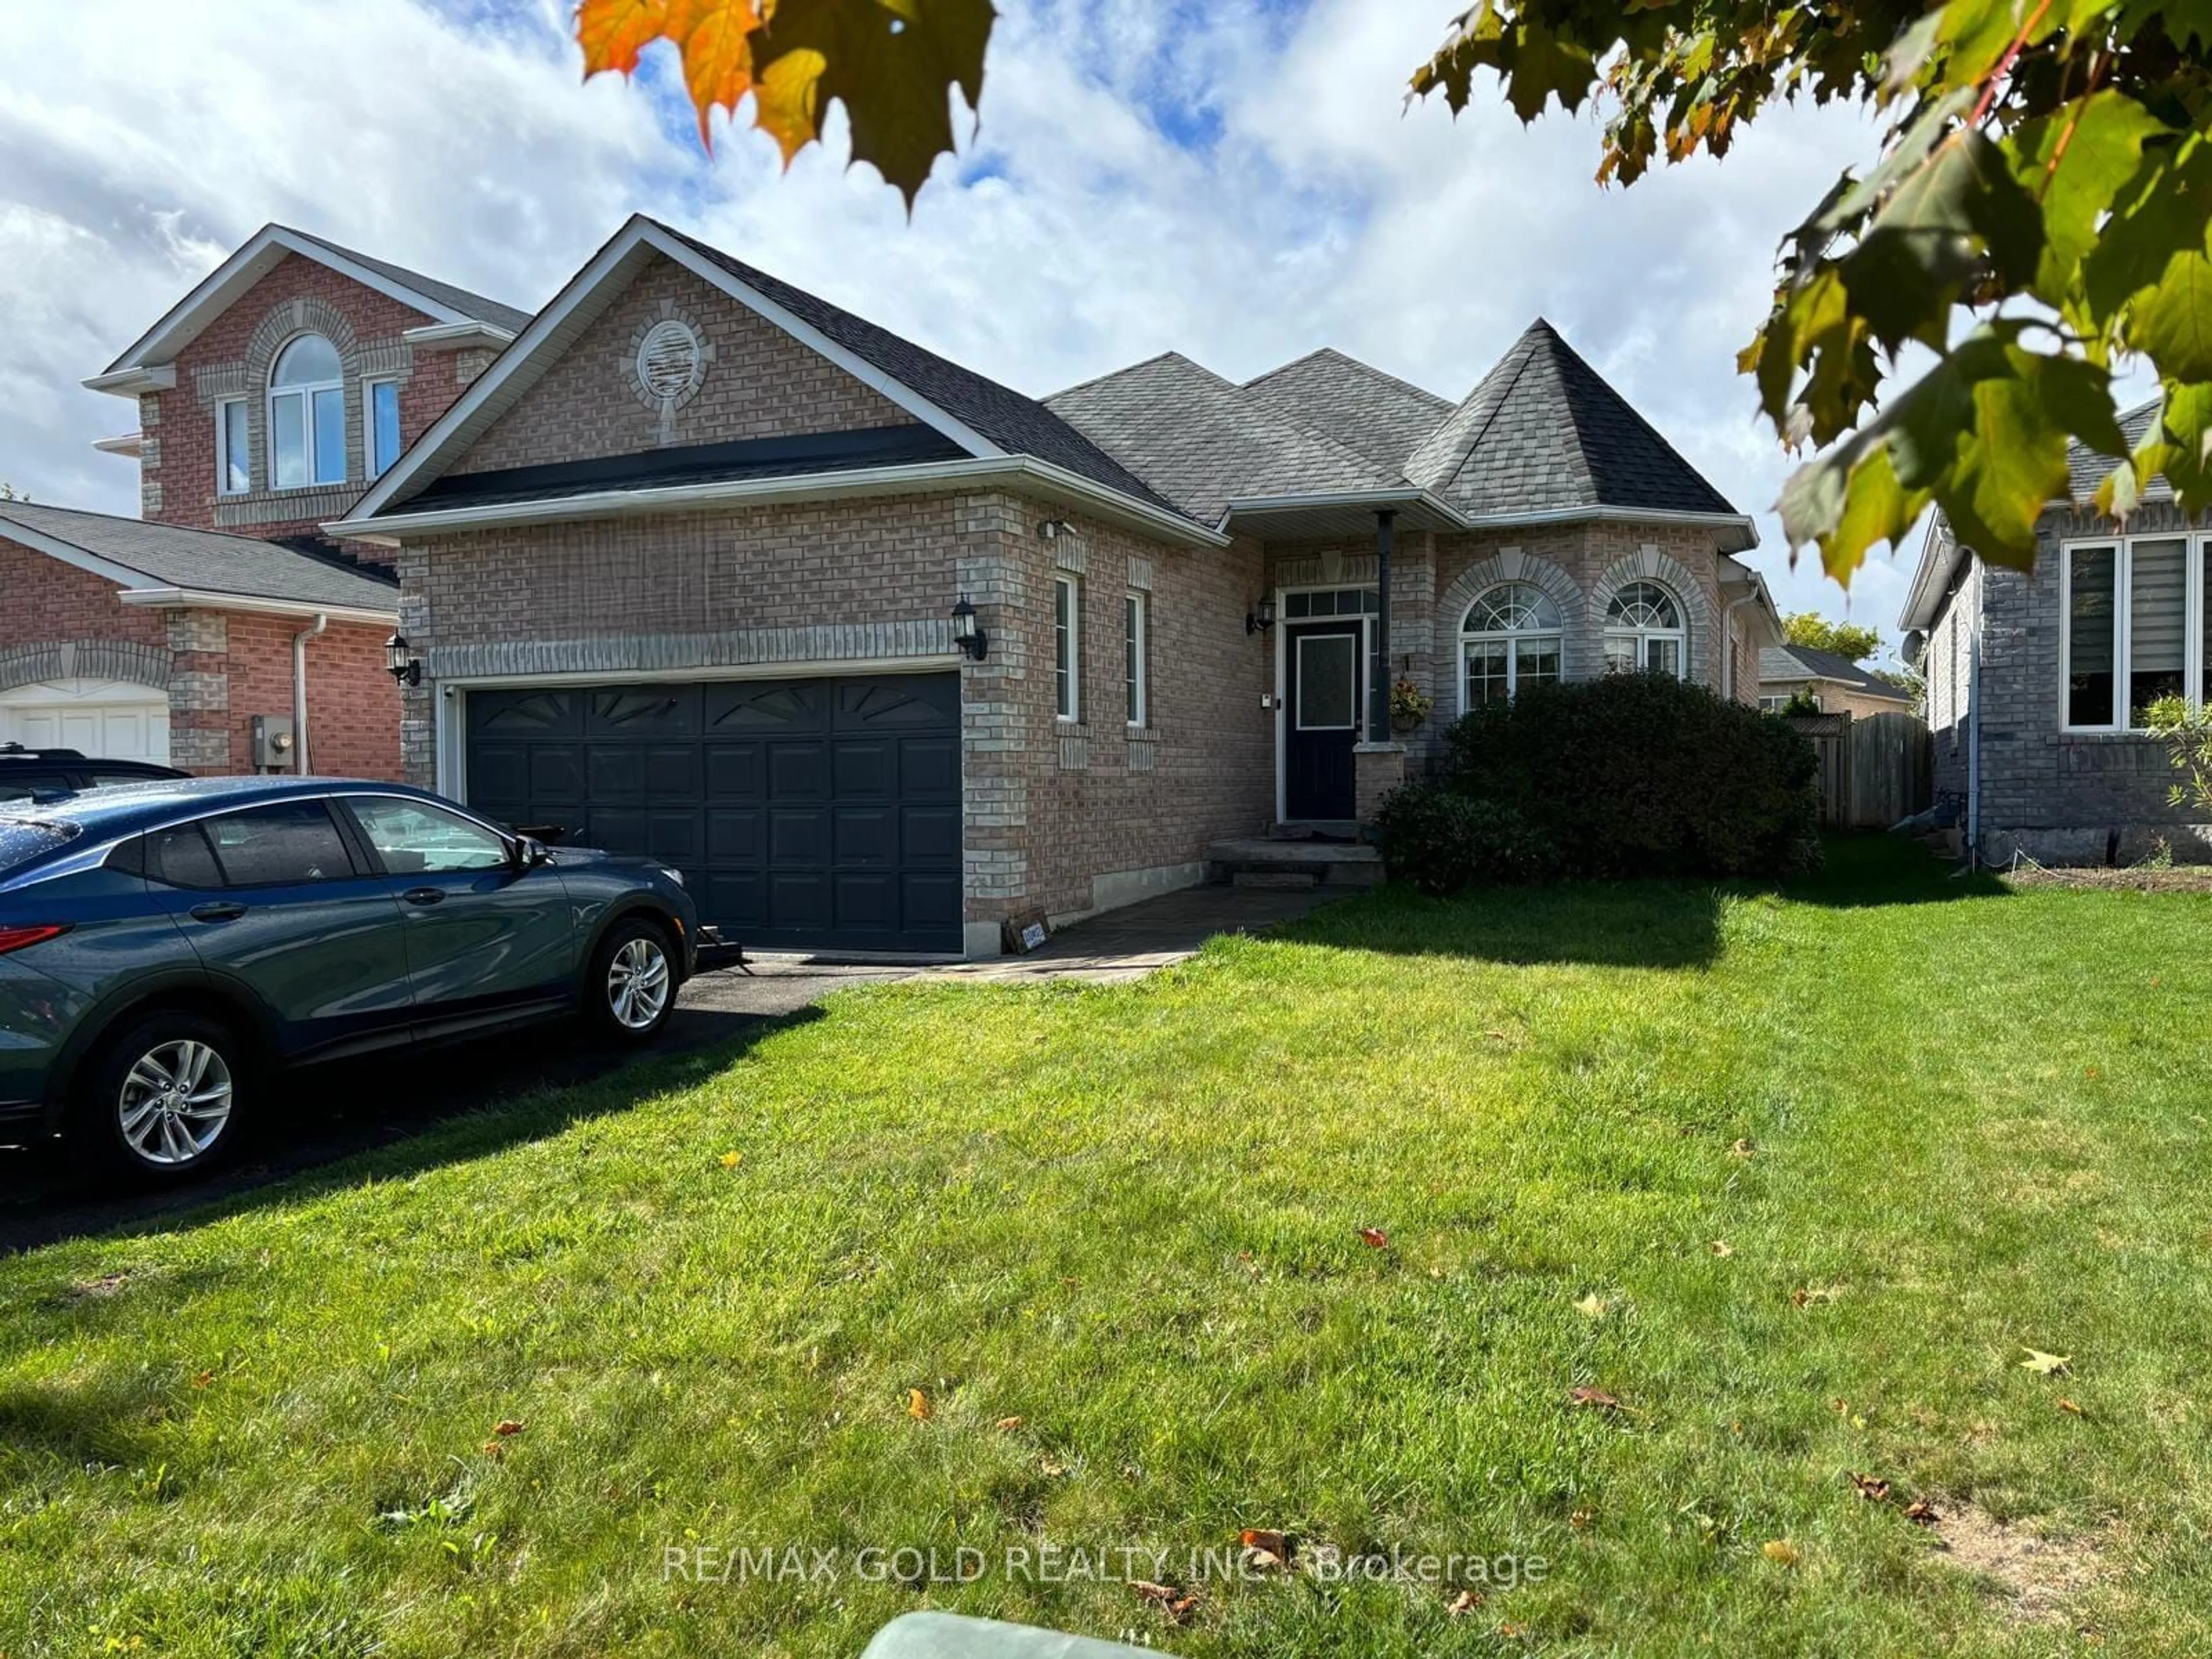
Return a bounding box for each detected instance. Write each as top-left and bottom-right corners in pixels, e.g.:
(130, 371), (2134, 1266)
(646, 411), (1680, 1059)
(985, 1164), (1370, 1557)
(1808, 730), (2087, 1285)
(0, 817), (82, 874)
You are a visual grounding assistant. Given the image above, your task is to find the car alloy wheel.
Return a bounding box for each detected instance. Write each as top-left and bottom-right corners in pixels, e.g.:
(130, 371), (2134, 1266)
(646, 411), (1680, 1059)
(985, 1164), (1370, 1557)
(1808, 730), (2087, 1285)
(606, 934), (672, 1031)
(116, 1038), (234, 1167)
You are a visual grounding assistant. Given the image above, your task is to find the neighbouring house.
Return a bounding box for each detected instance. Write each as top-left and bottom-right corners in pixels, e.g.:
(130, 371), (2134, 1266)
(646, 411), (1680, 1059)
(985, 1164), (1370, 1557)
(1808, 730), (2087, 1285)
(1902, 401), (2210, 864)
(2, 224), (529, 776)
(328, 214), (1780, 957)
(1757, 643), (1916, 717)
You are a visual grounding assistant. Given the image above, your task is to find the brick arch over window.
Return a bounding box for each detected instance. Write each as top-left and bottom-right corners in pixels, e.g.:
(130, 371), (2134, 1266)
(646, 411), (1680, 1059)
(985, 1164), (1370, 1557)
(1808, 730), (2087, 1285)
(244, 296), (363, 382)
(1592, 545), (1715, 681)
(1437, 548), (1581, 643)
(0, 640), (174, 695)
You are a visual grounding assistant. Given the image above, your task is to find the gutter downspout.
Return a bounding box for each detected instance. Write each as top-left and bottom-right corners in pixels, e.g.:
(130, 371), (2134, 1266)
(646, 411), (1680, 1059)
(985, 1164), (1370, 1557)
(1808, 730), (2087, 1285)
(1967, 603), (1982, 865)
(1721, 591), (1761, 702)
(292, 612), (327, 775)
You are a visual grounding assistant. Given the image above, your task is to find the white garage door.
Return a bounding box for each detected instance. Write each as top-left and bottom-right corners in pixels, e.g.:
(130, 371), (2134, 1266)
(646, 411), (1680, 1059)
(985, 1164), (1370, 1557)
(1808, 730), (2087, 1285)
(0, 678), (170, 764)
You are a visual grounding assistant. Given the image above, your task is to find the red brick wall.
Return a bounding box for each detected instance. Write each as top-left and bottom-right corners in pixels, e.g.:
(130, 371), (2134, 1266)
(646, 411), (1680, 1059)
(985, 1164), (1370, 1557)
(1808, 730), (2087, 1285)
(0, 539), (165, 653)
(218, 613), (402, 780)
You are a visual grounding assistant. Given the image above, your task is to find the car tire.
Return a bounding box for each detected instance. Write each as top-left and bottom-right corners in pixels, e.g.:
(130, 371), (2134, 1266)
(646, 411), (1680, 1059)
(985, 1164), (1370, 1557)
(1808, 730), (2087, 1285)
(588, 916), (679, 1044)
(76, 1011), (246, 1183)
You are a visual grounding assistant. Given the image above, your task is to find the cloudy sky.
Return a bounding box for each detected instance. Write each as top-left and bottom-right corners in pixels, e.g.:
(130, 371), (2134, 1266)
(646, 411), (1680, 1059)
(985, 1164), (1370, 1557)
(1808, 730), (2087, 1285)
(1, 0), (1919, 649)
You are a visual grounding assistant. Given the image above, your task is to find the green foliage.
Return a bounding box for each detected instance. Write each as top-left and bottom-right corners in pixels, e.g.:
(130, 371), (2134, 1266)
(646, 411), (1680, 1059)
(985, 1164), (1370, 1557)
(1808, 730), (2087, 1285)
(1784, 611), (1882, 662)
(1778, 687), (1826, 717)
(1430, 672), (1824, 881)
(1412, 3), (2212, 582)
(1372, 782), (1560, 894)
(2142, 691), (2212, 816)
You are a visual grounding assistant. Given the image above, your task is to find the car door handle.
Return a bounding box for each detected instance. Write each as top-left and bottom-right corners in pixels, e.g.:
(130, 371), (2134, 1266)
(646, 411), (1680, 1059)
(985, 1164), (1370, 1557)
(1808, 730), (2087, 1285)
(400, 887), (446, 907)
(188, 902), (247, 923)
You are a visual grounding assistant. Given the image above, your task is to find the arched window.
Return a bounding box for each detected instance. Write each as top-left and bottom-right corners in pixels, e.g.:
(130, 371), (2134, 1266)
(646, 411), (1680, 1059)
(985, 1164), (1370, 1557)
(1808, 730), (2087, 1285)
(1604, 581), (1687, 677)
(268, 334), (345, 488)
(1461, 583), (1563, 709)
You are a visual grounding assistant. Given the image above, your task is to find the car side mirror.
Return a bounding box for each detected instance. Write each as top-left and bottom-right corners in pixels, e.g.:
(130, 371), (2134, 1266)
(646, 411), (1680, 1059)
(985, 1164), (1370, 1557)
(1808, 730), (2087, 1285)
(513, 836), (550, 870)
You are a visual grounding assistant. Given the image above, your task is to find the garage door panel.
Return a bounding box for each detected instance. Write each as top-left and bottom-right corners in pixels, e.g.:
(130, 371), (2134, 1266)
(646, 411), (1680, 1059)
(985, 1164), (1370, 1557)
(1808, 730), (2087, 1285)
(1, 680), (170, 766)
(469, 672), (960, 953)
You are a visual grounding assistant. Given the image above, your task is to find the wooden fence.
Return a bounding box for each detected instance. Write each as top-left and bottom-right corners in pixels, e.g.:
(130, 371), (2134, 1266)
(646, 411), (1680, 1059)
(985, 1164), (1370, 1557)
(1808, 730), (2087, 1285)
(1787, 711), (1932, 829)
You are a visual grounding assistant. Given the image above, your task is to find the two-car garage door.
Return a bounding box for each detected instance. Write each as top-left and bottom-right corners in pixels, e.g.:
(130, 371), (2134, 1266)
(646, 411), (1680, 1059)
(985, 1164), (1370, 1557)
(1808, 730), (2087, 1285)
(464, 673), (962, 955)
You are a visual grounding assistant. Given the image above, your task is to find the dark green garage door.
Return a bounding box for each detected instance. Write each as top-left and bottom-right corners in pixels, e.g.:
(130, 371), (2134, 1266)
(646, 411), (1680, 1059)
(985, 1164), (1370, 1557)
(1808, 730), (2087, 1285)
(465, 674), (963, 954)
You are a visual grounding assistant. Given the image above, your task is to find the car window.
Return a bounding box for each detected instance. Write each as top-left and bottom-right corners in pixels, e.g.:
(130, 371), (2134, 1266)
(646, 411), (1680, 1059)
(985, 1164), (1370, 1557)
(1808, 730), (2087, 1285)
(87, 770), (163, 789)
(350, 797), (509, 874)
(0, 817), (79, 874)
(199, 801), (357, 887)
(145, 823), (226, 890)
(0, 772), (65, 802)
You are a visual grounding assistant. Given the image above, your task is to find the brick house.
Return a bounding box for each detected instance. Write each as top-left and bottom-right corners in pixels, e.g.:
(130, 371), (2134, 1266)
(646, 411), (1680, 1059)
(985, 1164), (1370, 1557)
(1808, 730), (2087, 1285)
(1903, 403), (2212, 864)
(332, 215), (1778, 957)
(2, 224), (528, 777)
(1756, 643), (1916, 717)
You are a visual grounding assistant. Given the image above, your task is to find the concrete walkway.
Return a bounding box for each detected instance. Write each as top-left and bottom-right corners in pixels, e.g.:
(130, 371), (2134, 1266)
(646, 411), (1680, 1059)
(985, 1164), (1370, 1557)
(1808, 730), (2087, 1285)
(923, 881), (1343, 983)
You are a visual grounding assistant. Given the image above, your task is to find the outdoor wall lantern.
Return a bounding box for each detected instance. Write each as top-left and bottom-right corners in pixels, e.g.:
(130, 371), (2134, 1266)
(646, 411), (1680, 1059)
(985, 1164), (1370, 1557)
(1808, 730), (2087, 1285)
(383, 633), (423, 688)
(1245, 596), (1277, 636)
(951, 597), (990, 662)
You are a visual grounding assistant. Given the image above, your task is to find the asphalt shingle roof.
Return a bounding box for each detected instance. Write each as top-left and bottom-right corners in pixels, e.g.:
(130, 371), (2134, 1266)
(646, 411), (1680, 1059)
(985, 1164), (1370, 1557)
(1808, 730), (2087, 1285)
(0, 502), (400, 612)
(2067, 398), (2164, 502)
(1407, 320), (1739, 520)
(1759, 643), (1912, 701)
(284, 226), (533, 334)
(648, 221), (1192, 524)
(1044, 353), (1407, 525)
(1239, 349), (1453, 474)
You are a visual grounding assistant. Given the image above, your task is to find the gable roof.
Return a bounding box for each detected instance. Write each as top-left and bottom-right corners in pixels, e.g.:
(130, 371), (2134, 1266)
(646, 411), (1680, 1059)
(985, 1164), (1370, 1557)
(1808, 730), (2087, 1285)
(1240, 349), (1454, 474)
(335, 216), (1215, 546)
(1045, 352), (1410, 524)
(0, 501), (398, 619)
(1759, 642), (1912, 701)
(1407, 320), (1744, 531)
(91, 224), (529, 392)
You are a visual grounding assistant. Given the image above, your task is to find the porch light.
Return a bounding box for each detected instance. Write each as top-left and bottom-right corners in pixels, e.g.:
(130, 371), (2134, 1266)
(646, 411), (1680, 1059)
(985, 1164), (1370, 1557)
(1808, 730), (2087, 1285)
(951, 596), (989, 662)
(1245, 596), (1277, 636)
(383, 632), (423, 688)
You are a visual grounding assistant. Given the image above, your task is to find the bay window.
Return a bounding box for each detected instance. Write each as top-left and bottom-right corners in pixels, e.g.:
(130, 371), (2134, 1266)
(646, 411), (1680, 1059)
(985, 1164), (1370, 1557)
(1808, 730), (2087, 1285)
(2063, 536), (2209, 730)
(1461, 584), (1562, 710)
(1604, 581), (1687, 677)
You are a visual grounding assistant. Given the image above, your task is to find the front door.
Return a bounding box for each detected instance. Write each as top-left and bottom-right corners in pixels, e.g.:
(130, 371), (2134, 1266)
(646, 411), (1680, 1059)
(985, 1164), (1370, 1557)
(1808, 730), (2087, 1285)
(1286, 622), (1362, 820)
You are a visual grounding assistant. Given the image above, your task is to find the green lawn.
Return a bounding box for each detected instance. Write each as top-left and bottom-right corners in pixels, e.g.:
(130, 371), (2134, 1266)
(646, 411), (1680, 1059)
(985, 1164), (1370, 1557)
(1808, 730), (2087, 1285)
(4, 839), (2210, 1657)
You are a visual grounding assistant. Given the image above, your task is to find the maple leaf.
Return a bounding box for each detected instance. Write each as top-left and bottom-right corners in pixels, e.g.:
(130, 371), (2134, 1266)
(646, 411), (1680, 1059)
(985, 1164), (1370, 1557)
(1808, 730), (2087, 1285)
(575, 0), (997, 210)
(993, 1415), (1023, 1431)
(1572, 1292), (1608, 1318)
(2058, 1397), (2086, 1416)
(1239, 1527), (1290, 1569)
(492, 1419), (526, 1437)
(2020, 1349), (2073, 1377)
(1447, 1589), (1484, 1616)
(1567, 1385), (1622, 1411)
(1131, 1581), (1198, 1623)
(907, 1387), (933, 1419)
(1762, 1539), (1802, 1567)
(1357, 1227), (1390, 1249)
(719, 1150), (743, 1168)
(1903, 1498), (1940, 1526)
(1847, 1472), (1892, 1502)
(1709, 1240), (1734, 1257)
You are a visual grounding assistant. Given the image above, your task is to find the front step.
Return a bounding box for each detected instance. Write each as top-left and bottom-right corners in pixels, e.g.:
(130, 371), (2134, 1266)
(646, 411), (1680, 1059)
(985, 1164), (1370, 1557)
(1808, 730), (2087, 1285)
(1206, 838), (1385, 889)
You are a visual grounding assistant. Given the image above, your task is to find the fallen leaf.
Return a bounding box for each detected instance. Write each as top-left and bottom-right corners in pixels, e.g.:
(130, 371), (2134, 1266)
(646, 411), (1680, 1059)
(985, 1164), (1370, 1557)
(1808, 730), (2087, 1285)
(1040, 1459), (1070, 1478)
(1499, 1621), (1528, 1638)
(1903, 1498), (1940, 1525)
(1569, 1505), (1596, 1529)
(1573, 1292), (1608, 1318)
(994, 1415), (1024, 1431)
(1791, 1283), (1845, 1308)
(1357, 1227), (1390, 1249)
(1447, 1588), (1484, 1616)
(1484, 1029), (1512, 1040)
(718, 1150), (743, 1168)
(1728, 1138), (1757, 1159)
(1239, 1527), (1289, 1562)
(1567, 1385), (1622, 1411)
(482, 1440), (504, 1460)
(191, 1370), (214, 1389)
(1709, 1240), (1734, 1257)
(1847, 1472), (1892, 1502)
(2020, 1349), (2073, 1377)
(1131, 1581), (1198, 1622)
(493, 1419), (525, 1437)
(907, 1388), (933, 1421)
(1762, 1539), (1802, 1566)
(2058, 1397), (2086, 1416)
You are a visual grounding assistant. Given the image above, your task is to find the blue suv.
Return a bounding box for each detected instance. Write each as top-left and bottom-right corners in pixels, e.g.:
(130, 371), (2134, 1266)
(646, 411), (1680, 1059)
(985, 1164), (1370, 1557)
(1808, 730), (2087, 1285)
(0, 777), (700, 1181)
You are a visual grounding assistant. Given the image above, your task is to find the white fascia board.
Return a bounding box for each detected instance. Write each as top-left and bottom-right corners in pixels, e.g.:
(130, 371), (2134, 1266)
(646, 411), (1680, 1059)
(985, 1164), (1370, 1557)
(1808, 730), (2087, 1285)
(97, 224), (475, 380)
(1220, 488), (1465, 529)
(81, 366), (177, 399)
(114, 588), (397, 626)
(329, 454), (1227, 550)
(1898, 514), (1965, 632)
(402, 320), (517, 351)
(92, 433), (146, 457)
(0, 517), (159, 589)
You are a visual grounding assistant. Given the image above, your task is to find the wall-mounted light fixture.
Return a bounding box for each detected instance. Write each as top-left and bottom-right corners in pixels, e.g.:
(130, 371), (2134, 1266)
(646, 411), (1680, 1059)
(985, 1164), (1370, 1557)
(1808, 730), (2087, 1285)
(1245, 597), (1277, 637)
(383, 632), (423, 688)
(951, 596), (989, 662)
(1037, 518), (1073, 541)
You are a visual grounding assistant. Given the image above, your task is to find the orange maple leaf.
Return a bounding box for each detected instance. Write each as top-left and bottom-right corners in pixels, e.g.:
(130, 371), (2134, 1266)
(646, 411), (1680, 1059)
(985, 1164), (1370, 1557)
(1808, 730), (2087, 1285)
(578, 0), (772, 147)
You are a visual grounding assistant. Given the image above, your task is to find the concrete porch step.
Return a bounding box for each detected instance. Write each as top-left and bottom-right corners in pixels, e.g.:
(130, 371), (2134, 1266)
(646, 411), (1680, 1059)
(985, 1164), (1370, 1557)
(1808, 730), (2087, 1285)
(1207, 838), (1386, 889)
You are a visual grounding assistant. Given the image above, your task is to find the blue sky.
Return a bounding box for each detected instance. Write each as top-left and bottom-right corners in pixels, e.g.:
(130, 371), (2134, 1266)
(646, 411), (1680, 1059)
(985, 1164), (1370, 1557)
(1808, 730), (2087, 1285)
(0, 0), (1921, 650)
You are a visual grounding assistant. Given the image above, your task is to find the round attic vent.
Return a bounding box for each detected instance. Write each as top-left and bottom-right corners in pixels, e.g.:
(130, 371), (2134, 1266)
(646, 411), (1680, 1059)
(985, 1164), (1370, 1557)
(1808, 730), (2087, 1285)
(637, 319), (703, 401)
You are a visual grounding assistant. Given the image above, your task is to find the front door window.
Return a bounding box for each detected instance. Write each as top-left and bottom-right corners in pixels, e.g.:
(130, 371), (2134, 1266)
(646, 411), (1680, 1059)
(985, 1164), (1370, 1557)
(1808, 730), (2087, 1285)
(1296, 633), (1358, 730)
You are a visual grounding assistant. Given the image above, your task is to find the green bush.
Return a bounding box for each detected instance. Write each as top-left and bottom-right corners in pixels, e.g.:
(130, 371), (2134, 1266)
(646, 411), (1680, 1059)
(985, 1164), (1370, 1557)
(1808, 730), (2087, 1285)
(1378, 673), (1822, 892)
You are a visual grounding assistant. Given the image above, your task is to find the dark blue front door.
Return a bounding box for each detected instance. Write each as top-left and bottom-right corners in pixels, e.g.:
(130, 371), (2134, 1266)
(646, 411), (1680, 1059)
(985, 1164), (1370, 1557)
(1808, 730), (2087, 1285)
(1286, 623), (1361, 820)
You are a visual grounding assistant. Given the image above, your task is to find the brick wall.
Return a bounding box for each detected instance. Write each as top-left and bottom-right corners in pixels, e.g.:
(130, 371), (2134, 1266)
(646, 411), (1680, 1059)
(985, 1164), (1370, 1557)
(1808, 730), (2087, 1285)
(452, 251), (910, 475)
(0, 539), (169, 658)
(217, 612), (402, 780)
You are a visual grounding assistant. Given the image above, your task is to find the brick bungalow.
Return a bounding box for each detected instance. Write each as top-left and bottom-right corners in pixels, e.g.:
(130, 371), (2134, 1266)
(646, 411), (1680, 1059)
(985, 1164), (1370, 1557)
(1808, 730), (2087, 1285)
(2, 224), (529, 777)
(332, 215), (1779, 958)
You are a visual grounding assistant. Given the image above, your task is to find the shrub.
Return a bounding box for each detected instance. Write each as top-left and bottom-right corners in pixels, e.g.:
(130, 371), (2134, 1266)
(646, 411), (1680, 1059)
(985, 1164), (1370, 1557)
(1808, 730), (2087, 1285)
(1427, 672), (1823, 882)
(1373, 782), (1562, 895)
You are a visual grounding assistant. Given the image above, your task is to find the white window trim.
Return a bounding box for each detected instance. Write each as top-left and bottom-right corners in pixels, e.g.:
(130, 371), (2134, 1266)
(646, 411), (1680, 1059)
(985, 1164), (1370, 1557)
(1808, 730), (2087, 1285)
(267, 333), (346, 491)
(1457, 586), (1565, 715)
(1603, 581), (1689, 680)
(1055, 574), (1082, 724)
(2059, 533), (2209, 733)
(363, 376), (401, 481)
(1124, 589), (1148, 729)
(214, 397), (249, 497)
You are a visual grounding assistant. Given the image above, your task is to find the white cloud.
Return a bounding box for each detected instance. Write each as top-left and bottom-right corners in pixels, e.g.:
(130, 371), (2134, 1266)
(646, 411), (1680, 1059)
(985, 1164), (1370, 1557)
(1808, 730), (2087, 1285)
(0, 0), (1919, 642)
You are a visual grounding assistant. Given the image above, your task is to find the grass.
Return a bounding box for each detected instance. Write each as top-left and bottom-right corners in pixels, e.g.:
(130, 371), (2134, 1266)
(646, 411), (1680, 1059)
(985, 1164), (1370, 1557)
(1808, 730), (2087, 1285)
(3, 837), (2211, 1656)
